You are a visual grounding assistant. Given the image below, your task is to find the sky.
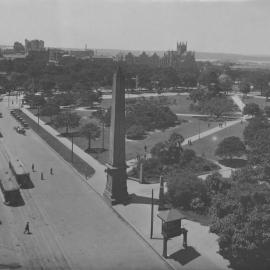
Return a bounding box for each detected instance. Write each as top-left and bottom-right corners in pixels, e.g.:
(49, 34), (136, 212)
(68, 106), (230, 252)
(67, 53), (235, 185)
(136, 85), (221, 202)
(0, 0), (270, 55)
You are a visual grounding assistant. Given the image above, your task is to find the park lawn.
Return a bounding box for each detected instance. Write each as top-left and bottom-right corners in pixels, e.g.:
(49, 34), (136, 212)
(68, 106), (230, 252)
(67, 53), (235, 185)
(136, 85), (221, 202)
(35, 112), (221, 164)
(186, 121), (248, 162)
(100, 94), (195, 114)
(242, 96), (270, 109)
(70, 116), (220, 164)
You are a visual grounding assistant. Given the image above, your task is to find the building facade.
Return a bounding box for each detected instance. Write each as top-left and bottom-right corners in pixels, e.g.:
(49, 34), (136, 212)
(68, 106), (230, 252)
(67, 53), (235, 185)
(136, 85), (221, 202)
(25, 39), (45, 53)
(123, 42), (195, 69)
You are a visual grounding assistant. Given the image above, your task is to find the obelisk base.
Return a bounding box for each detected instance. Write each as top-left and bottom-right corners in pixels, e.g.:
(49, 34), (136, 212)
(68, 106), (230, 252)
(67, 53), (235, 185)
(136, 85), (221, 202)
(104, 164), (129, 205)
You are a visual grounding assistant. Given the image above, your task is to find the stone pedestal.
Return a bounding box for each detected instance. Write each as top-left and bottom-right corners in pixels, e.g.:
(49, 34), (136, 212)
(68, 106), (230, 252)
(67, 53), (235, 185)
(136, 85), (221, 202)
(104, 164), (129, 205)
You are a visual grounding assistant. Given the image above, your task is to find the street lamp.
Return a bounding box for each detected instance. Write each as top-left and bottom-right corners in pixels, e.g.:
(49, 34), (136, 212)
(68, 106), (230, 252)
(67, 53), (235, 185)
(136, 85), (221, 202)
(71, 134), (74, 163)
(198, 120), (201, 139)
(37, 106), (40, 126)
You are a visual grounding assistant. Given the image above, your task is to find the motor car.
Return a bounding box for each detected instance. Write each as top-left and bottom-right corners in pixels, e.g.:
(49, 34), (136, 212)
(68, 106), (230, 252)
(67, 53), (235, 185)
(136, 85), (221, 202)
(14, 126), (26, 135)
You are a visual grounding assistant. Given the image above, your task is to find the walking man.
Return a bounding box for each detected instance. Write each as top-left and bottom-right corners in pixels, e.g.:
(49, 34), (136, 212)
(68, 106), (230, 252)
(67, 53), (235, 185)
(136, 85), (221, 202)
(31, 163), (34, 172)
(144, 145), (147, 152)
(50, 168), (53, 175)
(24, 222), (30, 234)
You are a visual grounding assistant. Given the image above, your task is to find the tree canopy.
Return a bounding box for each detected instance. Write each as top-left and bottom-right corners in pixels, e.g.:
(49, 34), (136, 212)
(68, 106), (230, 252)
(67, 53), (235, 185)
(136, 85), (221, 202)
(215, 136), (246, 160)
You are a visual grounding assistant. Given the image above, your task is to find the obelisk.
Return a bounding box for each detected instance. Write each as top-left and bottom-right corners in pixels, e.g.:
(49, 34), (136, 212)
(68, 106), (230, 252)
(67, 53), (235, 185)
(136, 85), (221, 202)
(104, 66), (129, 205)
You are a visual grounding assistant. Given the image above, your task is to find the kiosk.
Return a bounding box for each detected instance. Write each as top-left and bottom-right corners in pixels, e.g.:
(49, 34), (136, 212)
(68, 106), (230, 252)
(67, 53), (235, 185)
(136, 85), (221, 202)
(158, 208), (188, 258)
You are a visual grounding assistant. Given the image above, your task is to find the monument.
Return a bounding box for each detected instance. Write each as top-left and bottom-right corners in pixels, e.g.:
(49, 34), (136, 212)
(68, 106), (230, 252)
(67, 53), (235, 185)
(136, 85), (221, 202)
(104, 66), (129, 205)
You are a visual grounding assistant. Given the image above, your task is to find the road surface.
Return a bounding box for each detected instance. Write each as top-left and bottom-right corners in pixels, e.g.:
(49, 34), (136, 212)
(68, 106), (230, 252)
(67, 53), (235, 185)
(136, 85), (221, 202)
(0, 97), (170, 270)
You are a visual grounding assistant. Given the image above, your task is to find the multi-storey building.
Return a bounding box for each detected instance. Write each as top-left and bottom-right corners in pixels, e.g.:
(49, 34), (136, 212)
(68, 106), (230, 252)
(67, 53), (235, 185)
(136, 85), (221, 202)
(25, 39), (45, 53)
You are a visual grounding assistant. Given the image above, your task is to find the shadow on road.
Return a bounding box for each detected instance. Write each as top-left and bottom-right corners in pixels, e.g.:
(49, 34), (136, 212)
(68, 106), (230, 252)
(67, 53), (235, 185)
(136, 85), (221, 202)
(0, 263), (22, 269)
(169, 246), (201, 265)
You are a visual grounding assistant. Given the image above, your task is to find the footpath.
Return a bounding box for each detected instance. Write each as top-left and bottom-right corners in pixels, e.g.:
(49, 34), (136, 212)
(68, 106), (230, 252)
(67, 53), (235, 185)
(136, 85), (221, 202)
(18, 102), (236, 270)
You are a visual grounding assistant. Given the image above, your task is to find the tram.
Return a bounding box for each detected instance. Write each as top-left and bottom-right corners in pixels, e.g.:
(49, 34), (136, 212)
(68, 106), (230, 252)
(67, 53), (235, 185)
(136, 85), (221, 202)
(0, 170), (22, 205)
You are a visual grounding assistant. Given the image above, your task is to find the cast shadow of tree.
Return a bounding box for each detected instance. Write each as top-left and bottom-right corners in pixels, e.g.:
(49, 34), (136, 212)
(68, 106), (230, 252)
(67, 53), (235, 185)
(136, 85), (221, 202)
(169, 246), (201, 266)
(129, 193), (159, 205)
(219, 158), (247, 168)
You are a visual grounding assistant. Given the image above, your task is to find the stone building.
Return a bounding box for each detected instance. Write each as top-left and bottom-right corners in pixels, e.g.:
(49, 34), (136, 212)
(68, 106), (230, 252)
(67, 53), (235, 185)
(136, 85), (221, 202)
(25, 39), (45, 53)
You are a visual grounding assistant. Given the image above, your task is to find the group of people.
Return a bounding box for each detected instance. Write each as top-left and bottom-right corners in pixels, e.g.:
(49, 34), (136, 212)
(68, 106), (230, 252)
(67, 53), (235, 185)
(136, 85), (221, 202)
(24, 164), (55, 235)
(31, 163), (54, 180)
(187, 139), (192, 146)
(218, 121), (227, 128)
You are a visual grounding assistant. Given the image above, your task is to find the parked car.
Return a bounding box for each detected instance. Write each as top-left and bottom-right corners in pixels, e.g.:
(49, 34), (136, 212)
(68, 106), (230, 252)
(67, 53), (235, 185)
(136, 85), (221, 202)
(14, 126), (26, 135)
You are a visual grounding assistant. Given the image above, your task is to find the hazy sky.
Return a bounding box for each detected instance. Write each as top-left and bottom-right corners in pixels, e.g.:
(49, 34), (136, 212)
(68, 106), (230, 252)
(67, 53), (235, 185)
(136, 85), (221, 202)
(0, 0), (270, 55)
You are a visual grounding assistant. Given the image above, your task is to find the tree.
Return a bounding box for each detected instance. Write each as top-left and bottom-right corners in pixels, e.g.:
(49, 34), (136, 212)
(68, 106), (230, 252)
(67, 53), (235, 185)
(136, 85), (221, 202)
(168, 132), (184, 148)
(243, 103), (261, 117)
(264, 106), (270, 117)
(53, 112), (81, 134)
(205, 172), (231, 195)
(150, 132), (184, 164)
(40, 102), (60, 122)
(167, 171), (209, 211)
(92, 107), (111, 126)
(126, 125), (145, 140)
(239, 79), (251, 96)
(201, 96), (235, 118)
(215, 136), (246, 160)
(198, 66), (218, 86)
(189, 87), (207, 103)
(80, 122), (101, 151)
(218, 74), (233, 94)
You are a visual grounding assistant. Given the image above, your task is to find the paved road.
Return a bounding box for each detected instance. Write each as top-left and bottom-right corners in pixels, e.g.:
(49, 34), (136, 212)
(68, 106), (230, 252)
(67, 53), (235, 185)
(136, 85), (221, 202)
(0, 97), (170, 269)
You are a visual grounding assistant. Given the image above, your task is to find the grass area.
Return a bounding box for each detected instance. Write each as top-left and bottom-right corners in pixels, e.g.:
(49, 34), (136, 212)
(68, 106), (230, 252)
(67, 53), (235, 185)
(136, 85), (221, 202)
(242, 96), (270, 109)
(31, 106), (221, 164)
(31, 94), (241, 166)
(20, 110), (95, 177)
(31, 106), (224, 164)
(101, 94), (194, 114)
(187, 121), (248, 162)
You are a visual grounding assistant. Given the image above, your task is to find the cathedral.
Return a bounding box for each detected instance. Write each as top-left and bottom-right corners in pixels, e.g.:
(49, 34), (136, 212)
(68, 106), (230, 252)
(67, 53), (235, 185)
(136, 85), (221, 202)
(124, 42), (195, 69)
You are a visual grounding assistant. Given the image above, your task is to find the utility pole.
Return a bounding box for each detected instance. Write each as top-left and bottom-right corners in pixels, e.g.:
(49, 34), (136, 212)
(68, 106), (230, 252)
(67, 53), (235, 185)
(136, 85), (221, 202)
(198, 120), (201, 139)
(150, 189), (154, 239)
(37, 106), (40, 126)
(71, 134), (74, 163)
(102, 120), (105, 150)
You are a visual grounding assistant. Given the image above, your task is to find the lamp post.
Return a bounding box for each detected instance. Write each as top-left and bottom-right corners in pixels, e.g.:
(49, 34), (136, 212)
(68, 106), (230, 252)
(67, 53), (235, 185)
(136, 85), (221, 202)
(37, 106), (40, 126)
(198, 120), (201, 139)
(150, 189), (154, 239)
(71, 134), (74, 163)
(158, 175), (166, 211)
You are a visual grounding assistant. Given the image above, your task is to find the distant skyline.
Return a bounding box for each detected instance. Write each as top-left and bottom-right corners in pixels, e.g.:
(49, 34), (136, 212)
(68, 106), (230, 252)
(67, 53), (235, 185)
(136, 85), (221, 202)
(1, 0), (270, 55)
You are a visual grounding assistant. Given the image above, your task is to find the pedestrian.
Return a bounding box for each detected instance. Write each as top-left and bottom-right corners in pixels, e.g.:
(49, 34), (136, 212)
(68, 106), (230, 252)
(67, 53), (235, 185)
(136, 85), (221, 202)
(208, 122), (210, 128)
(50, 168), (53, 175)
(24, 222), (30, 234)
(31, 163), (34, 172)
(41, 172), (44, 180)
(144, 145), (147, 152)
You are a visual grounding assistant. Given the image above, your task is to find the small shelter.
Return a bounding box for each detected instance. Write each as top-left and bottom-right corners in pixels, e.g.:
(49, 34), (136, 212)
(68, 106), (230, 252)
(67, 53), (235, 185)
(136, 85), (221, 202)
(158, 208), (188, 258)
